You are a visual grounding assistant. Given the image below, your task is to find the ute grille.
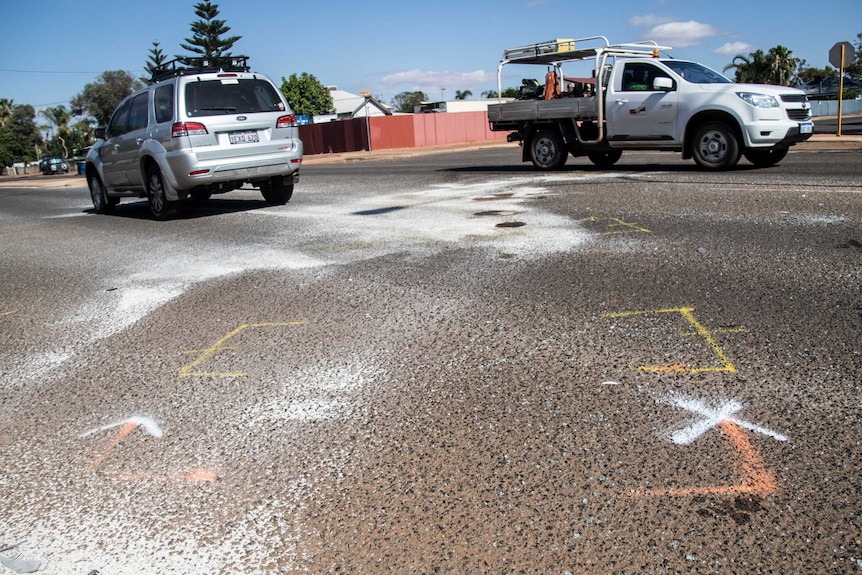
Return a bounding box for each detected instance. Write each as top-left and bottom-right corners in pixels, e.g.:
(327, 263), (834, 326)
(787, 109), (811, 121)
(781, 94), (808, 103)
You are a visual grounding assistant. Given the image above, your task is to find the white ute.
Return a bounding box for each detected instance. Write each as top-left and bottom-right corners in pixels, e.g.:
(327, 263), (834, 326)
(487, 36), (814, 170)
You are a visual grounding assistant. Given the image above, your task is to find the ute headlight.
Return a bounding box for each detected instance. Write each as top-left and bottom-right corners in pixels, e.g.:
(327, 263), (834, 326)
(736, 92), (779, 108)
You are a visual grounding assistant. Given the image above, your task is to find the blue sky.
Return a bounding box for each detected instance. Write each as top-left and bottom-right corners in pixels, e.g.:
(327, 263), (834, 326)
(1, 0), (859, 115)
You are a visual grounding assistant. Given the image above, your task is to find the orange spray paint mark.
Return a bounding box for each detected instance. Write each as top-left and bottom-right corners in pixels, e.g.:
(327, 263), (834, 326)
(632, 421), (777, 498)
(85, 421), (137, 474)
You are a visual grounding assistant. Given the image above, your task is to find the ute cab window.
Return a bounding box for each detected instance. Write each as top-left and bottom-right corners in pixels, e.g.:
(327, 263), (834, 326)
(621, 62), (673, 91)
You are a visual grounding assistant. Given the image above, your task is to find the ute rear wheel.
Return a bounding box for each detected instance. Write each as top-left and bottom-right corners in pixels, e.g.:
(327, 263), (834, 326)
(530, 129), (567, 170)
(146, 165), (181, 220)
(743, 147), (788, 168)
(691, 121), (740, 170)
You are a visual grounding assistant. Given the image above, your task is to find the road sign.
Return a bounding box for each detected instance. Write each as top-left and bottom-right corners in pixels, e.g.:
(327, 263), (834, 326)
(829, 41), (855, 69)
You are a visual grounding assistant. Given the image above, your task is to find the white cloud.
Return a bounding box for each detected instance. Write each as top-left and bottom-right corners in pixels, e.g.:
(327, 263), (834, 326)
(715, 41), (753, 57)
(381, 69), (496, 91)
(629, 14), (673, 27)
(643, 20), (723, 48)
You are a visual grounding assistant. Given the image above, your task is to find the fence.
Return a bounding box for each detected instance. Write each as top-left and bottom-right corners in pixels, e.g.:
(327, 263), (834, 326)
(299, 111), (509, 156)
(811, 98), (862, 117)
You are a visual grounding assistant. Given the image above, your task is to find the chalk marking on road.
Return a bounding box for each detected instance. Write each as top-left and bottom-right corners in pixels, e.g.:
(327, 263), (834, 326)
(633, 421), (778, 497)
(660, 393), (788, 444)
(579, 216), (652, 235)
(0, 310), (14, 317)
(80, 416), (218, 482)
(602, 307), (737, 373)
(80, 417), (163, 475)
(179, 321), (304, 377)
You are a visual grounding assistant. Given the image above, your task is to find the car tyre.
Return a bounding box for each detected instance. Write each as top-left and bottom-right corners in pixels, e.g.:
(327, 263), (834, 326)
(88, 173), (114, 215)
(587, 150), (623, 168)
(530, 129), (567, 170)
(743, 147), (788, 168)
(146, 165), (181, 220)
(691, 121), (740, 170)
(260, 178), (294, 204)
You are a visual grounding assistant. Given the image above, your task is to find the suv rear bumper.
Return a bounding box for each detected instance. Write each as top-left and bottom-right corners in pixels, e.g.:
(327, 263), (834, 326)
(164, 142), (303, 190)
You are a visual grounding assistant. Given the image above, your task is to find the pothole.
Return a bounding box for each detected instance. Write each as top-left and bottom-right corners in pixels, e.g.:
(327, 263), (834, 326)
(495, 221), (526, 228)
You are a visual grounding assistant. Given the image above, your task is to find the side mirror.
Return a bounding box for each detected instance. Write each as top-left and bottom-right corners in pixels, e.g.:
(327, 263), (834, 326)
(653, 77), (674, 91)
(94, 127), (106, 140)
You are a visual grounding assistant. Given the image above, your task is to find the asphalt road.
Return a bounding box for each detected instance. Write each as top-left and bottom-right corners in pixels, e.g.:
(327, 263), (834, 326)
(1, 148), (860, 574)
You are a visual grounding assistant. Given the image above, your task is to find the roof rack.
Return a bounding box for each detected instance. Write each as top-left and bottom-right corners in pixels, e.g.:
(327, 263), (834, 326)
(501, 36), (671, 66)
(150, 55), (251, 83)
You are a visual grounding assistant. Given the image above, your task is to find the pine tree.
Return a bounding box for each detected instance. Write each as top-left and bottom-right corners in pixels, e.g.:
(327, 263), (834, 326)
(143, 41), (167, 82)
(179, 2), (241, 64)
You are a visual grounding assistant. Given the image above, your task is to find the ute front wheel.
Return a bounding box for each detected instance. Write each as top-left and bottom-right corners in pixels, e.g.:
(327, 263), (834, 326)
(691, 122), (740, 170)
(743, 147), (788, 168)
(587, 150), (623, 168)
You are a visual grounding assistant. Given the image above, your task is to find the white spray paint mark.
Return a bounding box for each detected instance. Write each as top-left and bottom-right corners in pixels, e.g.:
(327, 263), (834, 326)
(79, 415), (164, 438)
(659, 393), (788, 444)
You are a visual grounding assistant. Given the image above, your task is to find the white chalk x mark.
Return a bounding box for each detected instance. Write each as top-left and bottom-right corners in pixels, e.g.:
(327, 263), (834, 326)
(79, 416), (164, 439)
(659, 393), (788, 445)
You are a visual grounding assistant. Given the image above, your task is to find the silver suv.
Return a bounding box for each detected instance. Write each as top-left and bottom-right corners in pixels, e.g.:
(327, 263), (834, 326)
(85, 57), (303, 220)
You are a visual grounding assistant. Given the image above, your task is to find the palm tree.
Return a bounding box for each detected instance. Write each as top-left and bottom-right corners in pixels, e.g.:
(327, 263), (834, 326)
(724, 49), (768, 83)
(724, 46), (799, 85)
(455, 90), (473, 100)
(40, 105), (72, 157)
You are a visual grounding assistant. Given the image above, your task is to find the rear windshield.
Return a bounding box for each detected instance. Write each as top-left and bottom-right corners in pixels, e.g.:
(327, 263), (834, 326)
(184, 78), (286, 117)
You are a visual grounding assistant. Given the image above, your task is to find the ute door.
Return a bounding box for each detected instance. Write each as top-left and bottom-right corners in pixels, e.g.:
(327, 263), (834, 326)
(606, 62), (679, 143)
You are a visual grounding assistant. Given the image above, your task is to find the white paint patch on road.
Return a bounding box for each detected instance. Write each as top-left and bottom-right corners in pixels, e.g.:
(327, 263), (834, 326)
(659, 392), (789, 444)
(260, 177), (590, 262)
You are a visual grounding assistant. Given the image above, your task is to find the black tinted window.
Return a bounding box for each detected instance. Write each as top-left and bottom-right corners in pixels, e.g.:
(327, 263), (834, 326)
(107, 99), (131, 138)
(154, 84), (174, 124)
(128, 93), (149, 131)
(184, 79), (286, 117)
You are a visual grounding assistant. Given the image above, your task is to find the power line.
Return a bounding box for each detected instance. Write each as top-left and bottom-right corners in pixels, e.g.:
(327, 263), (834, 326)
(0, 68), (103, 75)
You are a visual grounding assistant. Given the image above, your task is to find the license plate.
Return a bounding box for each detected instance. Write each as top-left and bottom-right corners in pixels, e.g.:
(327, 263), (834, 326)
(800, 122), (813, 134)
(229, 130), (259, 144)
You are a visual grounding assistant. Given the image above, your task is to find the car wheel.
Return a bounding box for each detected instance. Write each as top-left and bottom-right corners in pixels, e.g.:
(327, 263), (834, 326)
(146, 165), (181, 220)
(260, 178), (294, 204)
(743, 147), (788, 168)
(88, 172), (114, 215)
(691, 122), (740, 170)
(587, 150), (623, 168)
(530, 129), (567, 170)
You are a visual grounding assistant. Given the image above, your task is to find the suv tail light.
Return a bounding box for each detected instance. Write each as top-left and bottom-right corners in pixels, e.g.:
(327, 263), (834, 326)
(172, 122), (209, 137)
(277, 115), (297, 128)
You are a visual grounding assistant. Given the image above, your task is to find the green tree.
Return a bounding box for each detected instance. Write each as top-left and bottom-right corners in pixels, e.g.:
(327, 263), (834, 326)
(0, 98), (13, 128)
(847, 32), (862, 81)
(455, 89), (473, 100)
(391, 91), (427, 113)
(279, 73), (334, 116)
(795, 59), (838, 84)
(71, 70), (143, 127)
(482, 87), (520, 99)
(0, 104), (42, 166)
(143, 40), (168, 82)
(724, 46), (799, 85)
(179, 1), (241, 62)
